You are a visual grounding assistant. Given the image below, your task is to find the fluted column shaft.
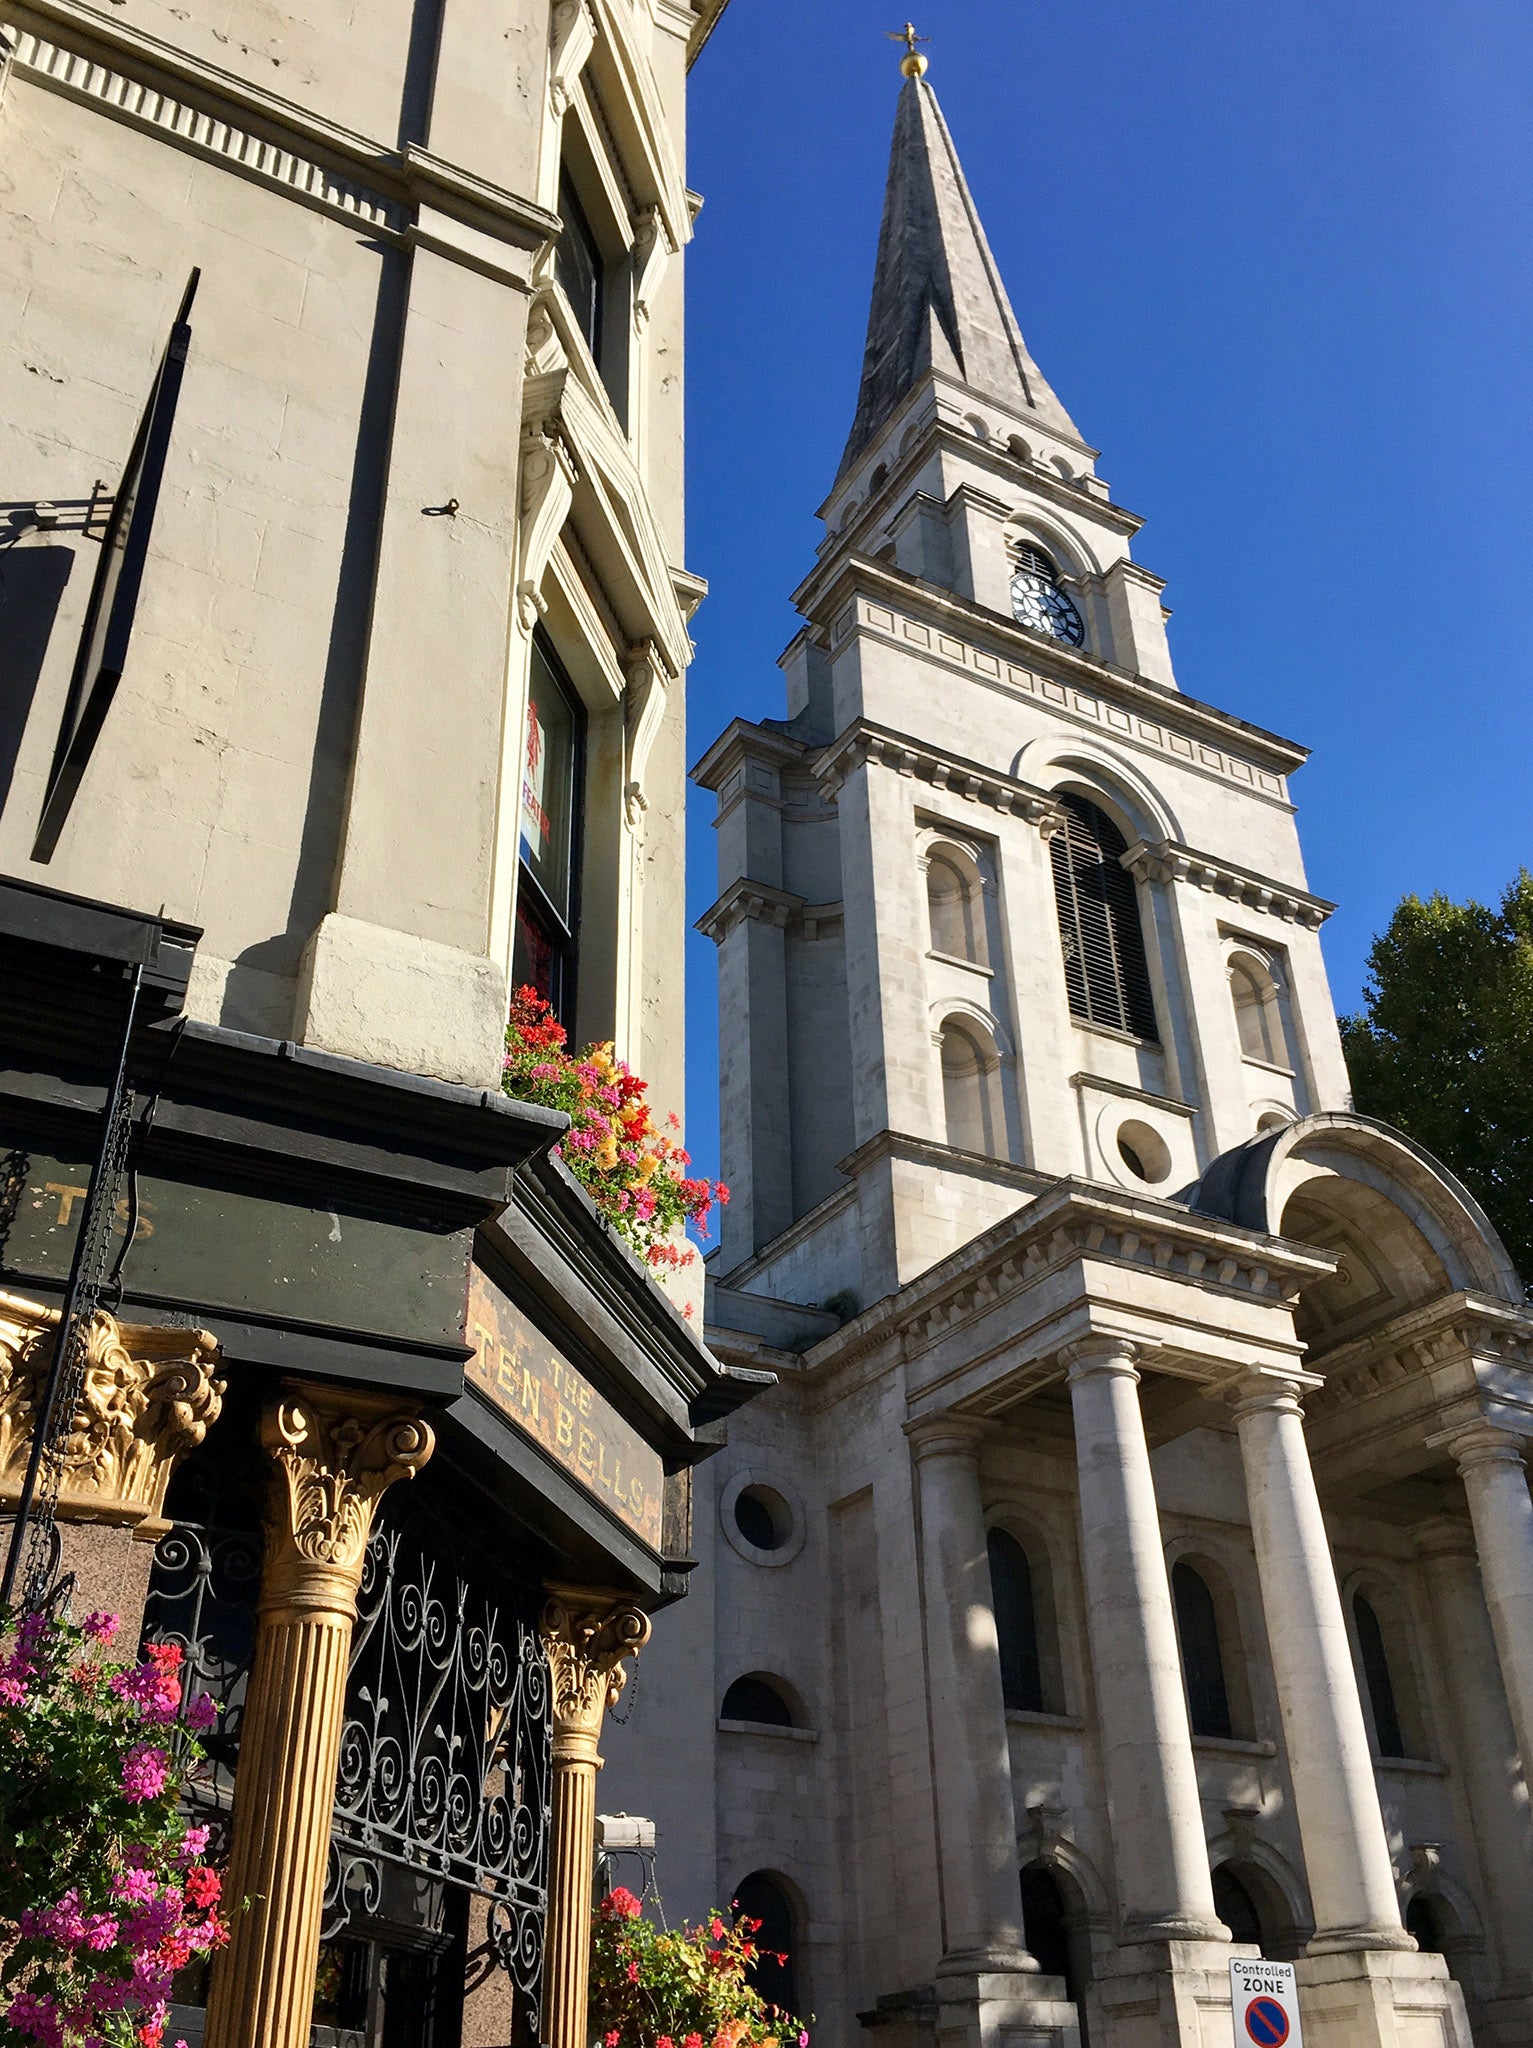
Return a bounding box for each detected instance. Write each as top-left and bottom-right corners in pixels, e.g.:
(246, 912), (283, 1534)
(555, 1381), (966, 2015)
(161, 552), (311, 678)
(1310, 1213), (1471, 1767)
(907, 1416), (1035, 1972)
(203, 1384), (433, 2048)
(541, 1586), (651, 2048)
(1065, 1338), (1223, 1942)
(1435, 1423), (1533, 1781)
(1230, 1369), (1409, 1953)
(1414, 1516), (1533, 1994)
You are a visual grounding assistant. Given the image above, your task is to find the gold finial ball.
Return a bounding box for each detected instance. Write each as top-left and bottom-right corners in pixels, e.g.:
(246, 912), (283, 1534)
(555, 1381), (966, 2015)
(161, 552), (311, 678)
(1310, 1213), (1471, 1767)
(900, 49), (929, 77)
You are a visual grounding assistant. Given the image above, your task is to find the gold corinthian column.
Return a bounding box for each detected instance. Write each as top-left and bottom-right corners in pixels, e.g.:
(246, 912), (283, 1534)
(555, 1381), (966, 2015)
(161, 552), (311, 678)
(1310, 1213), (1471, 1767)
(540, 1585), (652, 2048)
(203, 1382), (434, 2048)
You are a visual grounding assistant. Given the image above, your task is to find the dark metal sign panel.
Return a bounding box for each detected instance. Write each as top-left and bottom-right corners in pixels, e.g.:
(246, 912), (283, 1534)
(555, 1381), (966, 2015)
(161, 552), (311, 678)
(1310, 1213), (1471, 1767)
(466, 1267), (664, 1549)
(35, 270), (200, 860)
(0, 1146), (471, 1346)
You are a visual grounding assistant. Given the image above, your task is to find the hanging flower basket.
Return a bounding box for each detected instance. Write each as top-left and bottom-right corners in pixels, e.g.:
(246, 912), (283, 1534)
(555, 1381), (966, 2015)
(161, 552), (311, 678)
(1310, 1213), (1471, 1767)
(503, 988), (728, 1275)
(0, 1608), (227, 2048)
(589, 1888), (808, 2048)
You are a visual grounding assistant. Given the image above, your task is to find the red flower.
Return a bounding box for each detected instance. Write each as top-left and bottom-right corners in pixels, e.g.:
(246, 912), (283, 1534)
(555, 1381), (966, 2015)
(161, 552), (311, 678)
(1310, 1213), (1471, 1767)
(626, 1962), (640, 1984)
(184, 1866), (221, 1910)
(605, 1887), (642, 1920)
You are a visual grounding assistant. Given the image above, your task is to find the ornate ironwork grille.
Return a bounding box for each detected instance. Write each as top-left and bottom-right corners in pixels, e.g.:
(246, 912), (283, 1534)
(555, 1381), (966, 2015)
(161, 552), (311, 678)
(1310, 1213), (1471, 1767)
(324, 1496), (552, 2028)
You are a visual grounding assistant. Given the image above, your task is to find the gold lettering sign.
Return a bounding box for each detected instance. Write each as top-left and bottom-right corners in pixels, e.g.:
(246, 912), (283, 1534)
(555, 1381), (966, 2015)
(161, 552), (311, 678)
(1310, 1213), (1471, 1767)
(466, 1269), (664, 1550)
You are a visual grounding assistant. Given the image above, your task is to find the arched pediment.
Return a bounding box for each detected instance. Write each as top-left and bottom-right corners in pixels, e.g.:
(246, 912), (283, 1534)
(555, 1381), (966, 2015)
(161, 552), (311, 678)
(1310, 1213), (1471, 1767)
(1189, 1113), (1523, 1319)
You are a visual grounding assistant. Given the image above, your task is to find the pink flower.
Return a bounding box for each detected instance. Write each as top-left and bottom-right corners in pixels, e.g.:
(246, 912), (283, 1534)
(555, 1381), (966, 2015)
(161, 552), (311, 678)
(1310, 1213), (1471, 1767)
(625, 1962), (640, 1984)
(0, 1675), (27, 1705)
(605, 2034), (620, 2047)
(178, 1825), (211, 1862)
(184, 1692), (217, 1731)
(6, 1989), (63, 2047)
(120, 1743), (170, 1803)
(81, 1611), (120, 1644)
(112, 1868), (157, 1906)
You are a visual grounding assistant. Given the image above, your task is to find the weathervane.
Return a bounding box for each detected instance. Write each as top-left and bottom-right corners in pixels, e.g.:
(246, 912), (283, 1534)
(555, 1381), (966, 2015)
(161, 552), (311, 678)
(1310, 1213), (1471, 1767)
(886, 21), (929, 78)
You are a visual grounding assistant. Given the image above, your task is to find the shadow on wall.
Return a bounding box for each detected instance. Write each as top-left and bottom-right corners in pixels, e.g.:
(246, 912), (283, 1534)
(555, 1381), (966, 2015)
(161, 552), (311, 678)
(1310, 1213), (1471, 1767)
(0, 533), (74, 815)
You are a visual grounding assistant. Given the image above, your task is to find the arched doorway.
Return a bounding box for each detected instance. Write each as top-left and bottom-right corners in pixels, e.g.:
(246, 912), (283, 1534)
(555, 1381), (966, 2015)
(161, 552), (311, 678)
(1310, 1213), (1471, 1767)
(732, 1871), (799, 2020)
(1211, 1860), (1306, 1961)
(1019, 1864), (1093, 2045)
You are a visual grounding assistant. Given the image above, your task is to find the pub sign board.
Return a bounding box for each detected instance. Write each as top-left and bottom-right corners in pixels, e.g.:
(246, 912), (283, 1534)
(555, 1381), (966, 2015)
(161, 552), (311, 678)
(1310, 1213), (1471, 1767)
(466, 1267), (664, 1551)
(1230, 1959), (1302, 2048)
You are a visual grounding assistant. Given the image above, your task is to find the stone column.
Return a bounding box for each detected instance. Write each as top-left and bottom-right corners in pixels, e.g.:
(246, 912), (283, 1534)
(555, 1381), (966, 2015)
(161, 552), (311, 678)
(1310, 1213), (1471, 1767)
(1229, 1369), (1410, 1952)
(907, 1416), (1036, 1972)
(540, 1585), (652, 2048)
(1063, 1337), (1223, 1942)
(203, 1385), (434, 2048)
(1414, 1517), (1533, 1997)
(1432, 1422), (1533, 1780)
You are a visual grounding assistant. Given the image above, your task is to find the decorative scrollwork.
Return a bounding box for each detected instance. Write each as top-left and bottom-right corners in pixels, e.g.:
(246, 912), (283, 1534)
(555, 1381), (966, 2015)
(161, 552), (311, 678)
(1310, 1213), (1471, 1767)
(323, 1497), (552, 2030)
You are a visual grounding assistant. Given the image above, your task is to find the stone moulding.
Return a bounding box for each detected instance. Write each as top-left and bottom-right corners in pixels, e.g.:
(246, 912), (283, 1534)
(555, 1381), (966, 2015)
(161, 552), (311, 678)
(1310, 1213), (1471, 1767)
(0, 1290), (224, 1535)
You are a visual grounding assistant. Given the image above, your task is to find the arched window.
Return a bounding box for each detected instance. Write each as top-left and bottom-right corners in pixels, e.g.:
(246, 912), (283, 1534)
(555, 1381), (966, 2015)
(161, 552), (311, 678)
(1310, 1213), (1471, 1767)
(721, 1675), (796, 1728)
(1354, 1594), (1407, 1758)
(926, 852), (987, 964)
(1230, 955), (1283, 1065)
(1212, 1865), (1263, 1948)
(1049, 794), (1158, 1040)
(986, 1528), (1043, 1713)
(940, 1021), (1000, 1156)
(1010, 543), (1084, 646)
(732, 1873), (798, 2017)
(1172, 1562), (1233, 1739)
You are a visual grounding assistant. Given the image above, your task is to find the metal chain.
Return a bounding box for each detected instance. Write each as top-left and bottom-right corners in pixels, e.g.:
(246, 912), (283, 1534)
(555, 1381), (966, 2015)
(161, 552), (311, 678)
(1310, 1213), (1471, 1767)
(17, 1077), (136, 1612)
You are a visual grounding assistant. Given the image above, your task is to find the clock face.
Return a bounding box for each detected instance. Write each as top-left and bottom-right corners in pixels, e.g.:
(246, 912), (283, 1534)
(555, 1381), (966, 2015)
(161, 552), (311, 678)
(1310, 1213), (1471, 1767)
(1010, 566), (1084, 647)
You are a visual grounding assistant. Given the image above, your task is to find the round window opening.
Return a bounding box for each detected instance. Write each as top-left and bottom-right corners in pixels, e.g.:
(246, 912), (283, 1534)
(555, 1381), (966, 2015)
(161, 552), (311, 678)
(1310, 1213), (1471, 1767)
(734, 1485), (792, 1553)
(1117, 1119), (1172, 1185)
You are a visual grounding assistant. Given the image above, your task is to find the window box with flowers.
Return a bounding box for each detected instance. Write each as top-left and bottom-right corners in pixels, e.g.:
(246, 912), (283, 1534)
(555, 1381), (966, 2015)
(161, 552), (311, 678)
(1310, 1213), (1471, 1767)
(502, 989), (727, 1286)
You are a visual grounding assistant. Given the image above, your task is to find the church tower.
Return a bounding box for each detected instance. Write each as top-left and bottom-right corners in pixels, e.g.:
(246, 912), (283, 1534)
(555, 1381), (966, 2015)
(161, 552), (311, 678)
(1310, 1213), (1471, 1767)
(603, 45), (1533, 2048)
(696, 50), (1349, 1304)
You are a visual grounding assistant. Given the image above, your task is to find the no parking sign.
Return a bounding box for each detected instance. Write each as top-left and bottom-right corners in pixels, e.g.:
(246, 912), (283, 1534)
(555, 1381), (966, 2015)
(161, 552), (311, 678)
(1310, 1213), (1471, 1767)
(1230, 1959), (1303, 2047)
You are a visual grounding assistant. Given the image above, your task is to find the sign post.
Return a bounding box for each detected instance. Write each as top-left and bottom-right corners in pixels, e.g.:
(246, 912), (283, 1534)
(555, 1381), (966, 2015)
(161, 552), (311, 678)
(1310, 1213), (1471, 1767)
(1231, 1959), (1303, 2048)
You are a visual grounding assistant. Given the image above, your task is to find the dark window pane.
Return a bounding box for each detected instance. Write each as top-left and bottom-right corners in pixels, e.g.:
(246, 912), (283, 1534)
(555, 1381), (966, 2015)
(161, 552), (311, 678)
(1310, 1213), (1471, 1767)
(733, 1872), (797, 2018)
(1049, 794), (1158, 1040)
(733, 1487), (785, 1551)
(512, 894), (557, 1008)
(1173, 1562), (1233, 1739)
(721, 1675), (795, 1726)
(1019, 1867), (1074, 1992)
(1212, 1865), (1263, 1949)
(1405, 1895), (1445, 1955)
(556, 173), (603, 363)
(1355, 1595), (1407, 1757)
(987, 1528), (1043, 1712)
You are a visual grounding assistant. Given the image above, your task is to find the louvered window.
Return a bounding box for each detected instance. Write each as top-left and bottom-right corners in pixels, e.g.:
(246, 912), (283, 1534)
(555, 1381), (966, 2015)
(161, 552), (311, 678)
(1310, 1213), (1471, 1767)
(1049, 794), (1158, 1040)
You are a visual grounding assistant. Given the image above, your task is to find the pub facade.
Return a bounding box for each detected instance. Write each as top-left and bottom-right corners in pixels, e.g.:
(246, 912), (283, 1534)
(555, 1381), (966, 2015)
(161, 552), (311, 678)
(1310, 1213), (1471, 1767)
(0, 0), (746, 2042)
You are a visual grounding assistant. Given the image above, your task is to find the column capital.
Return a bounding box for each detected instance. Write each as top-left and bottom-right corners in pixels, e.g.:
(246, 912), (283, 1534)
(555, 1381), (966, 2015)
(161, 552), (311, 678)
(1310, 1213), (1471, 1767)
(1060, 1332), (1155, 1385)
(903, 1412), (987, 1463)
(541, 1584), (652, 1764)
(1426, 1417), (1529, 1474)
(260, 1381), (434, 1622)
(1226, 1363), (1324, 1423)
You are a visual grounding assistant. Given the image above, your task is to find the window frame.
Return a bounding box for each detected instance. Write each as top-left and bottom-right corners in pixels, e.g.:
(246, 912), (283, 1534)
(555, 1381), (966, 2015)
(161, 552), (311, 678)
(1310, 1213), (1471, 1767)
(555, 170), (605, 369)
(513, 632), (586, 1030)
(1049, 791), (1159, 1041)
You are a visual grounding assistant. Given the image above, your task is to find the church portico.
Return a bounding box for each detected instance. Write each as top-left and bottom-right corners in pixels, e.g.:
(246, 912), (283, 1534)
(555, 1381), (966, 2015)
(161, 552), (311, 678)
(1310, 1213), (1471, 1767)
(602, 45), (1518, 2048)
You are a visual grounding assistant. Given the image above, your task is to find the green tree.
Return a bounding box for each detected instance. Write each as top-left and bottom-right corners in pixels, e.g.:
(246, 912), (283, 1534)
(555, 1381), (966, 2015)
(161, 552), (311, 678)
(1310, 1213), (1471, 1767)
(1339, 872), (1533, 1287)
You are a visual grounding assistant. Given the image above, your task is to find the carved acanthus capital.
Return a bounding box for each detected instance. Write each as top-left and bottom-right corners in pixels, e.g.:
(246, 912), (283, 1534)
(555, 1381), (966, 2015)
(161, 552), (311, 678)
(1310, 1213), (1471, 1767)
(0, 1292), (223, 1534)
(541, 1583), (651, 1762)
(260, 1382), (434, 1620)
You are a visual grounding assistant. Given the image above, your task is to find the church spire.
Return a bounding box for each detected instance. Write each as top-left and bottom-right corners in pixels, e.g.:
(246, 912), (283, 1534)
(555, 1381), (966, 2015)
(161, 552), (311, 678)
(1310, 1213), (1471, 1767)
(838, 63), (1079, 478)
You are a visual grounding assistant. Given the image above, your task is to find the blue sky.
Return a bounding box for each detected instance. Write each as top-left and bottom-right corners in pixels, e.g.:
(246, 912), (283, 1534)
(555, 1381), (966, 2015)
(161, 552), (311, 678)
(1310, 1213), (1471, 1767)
(677, 0), (1533, 1186)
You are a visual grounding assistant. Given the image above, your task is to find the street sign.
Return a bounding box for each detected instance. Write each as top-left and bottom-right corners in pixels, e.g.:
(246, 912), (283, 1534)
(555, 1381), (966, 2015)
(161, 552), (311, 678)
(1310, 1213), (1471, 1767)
(1231, 1959), (1303, 2048)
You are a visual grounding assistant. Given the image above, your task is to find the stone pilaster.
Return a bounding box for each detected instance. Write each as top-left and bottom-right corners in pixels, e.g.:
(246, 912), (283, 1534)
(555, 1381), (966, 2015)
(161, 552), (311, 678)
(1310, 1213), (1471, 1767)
(203, 1384), (433, 2048)
(541, 1584), (652, 2048)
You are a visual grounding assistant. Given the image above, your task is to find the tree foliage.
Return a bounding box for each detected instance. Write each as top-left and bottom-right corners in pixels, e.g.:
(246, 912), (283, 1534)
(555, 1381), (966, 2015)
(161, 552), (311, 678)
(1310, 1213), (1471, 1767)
(1339, 872), (1533, 1285)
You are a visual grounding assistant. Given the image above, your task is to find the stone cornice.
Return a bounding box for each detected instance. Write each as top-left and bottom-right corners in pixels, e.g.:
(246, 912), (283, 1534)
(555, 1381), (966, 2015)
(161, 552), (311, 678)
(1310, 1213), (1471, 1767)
(834, 1126), (1056, 1197)
(691, 718), (810, 791)
(1304, 1292), (1533, 1420)
(813, 719), (1066, 824)
(1123, 840), (1335, 930)
(794, 553), (1309, 787)
(805, 1178), (1336, 1377)
(694, 877), (804, 944)
(5, 0), (560, 263)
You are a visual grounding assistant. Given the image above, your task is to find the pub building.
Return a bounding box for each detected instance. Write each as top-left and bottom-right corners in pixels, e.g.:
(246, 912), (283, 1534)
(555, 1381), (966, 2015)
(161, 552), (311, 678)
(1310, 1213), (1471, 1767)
(0, 0), (741, 2039)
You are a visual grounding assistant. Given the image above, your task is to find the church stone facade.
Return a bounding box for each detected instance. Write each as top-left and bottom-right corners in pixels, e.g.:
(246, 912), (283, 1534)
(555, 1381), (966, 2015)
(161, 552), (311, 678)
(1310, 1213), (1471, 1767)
(602, 58), (1533, 2048)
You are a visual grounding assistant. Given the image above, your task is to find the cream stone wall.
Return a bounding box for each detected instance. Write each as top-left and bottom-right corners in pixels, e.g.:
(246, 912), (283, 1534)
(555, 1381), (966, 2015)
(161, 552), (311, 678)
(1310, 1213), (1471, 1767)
(0, 0), (712, 1117)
